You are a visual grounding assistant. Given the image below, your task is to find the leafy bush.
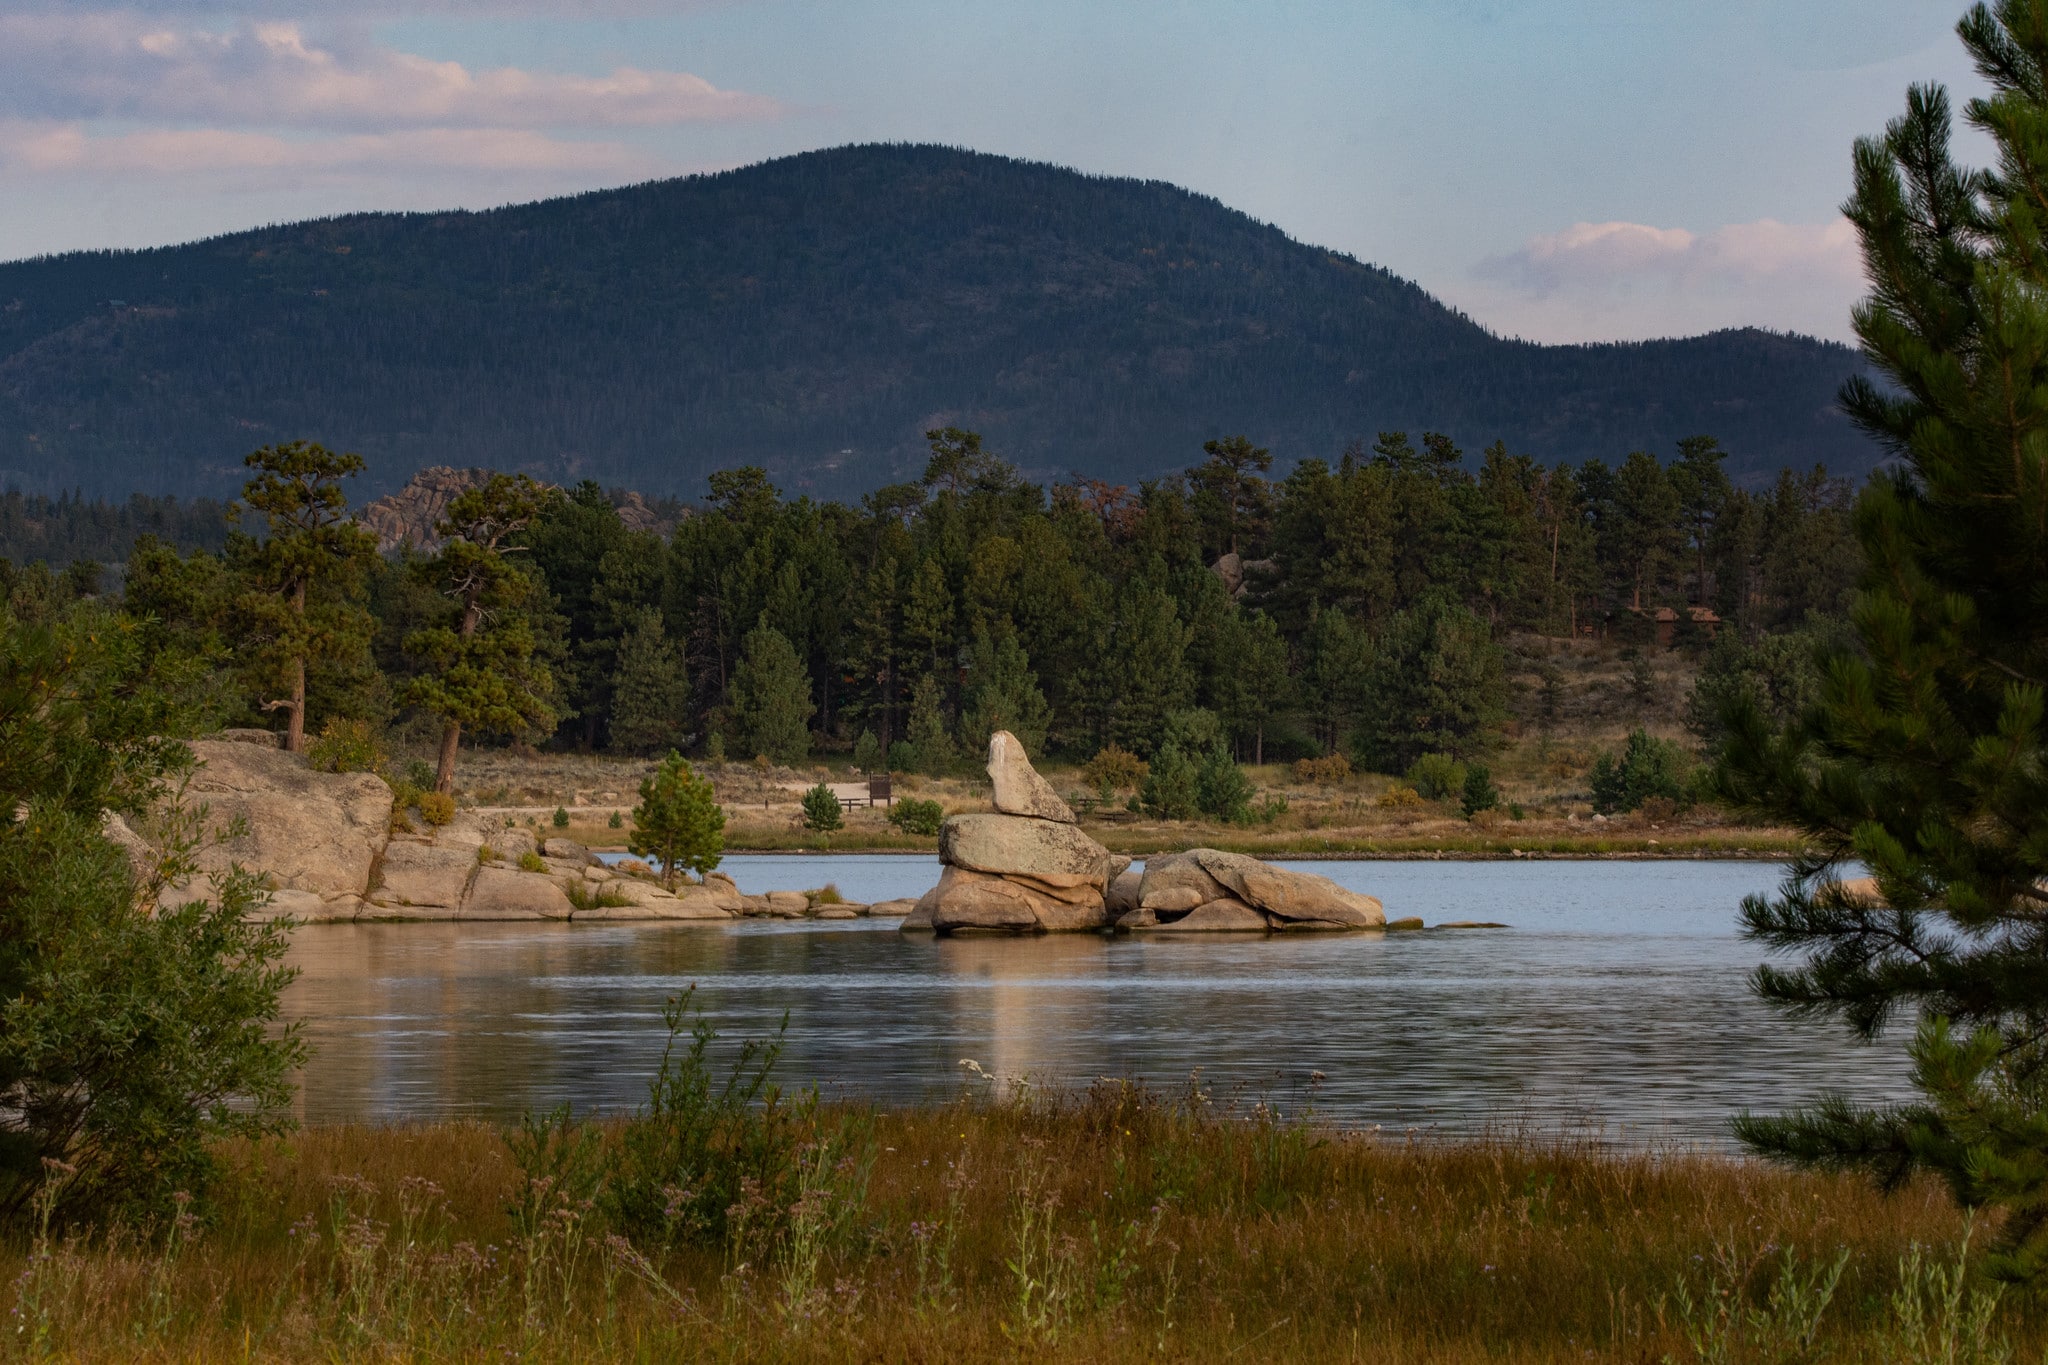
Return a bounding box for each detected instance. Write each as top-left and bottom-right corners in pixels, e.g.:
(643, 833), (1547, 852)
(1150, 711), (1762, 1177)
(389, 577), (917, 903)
(416, 791), (455, 826)
(1589, 729), (1690, 815)
(552, 805), (570, 829)
(404, 758), (437, 791)
(608, 810), (623, 829)
(886, 740), (918, 774)
(1376, 785), (1425, 809)
(801, 783), (844, 832)
(0, 603), (303, 1229)
(1140, 743), (1200, 820)
(887, 797), (945, 836)
(852, 729), (881, 773)
(1081, 743), (1149, 797)
(1406, 753), (1468, 802)
(1460, 763), (1500, 818)
(518, 850), (547, 873)
(1292, 753), (1352, 784)
(306, 717), (385, 774)
(1194, 747), (1255, 823)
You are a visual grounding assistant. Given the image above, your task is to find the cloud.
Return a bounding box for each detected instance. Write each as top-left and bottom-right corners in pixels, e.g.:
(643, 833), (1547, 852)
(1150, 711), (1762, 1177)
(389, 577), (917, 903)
(0, 13), (781, 131)
(0, 119), (660, 177)
(1476, 216), (1862, 299)
(1456, 216), (1867, 341)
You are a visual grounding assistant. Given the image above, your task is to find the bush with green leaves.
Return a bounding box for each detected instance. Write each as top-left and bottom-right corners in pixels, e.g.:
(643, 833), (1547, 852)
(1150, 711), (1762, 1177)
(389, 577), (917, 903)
(886, 797), (945, 837)
(552, 805), (569, 829)
(0, 601), (304, 1229)
(1460, 763), (1500, 818)
(801, 782), (844, 832)
(1589, 729), (1688, 815)
(305, 717), (385, 774)
(1405, 753), (1468, 802)
(1082, 744), (1148, 799)
(852, 729), (882, 773)
(628, 751), (726, 889)
(1194, 747), (1254, 823)
(1140, 742), (1200, 820)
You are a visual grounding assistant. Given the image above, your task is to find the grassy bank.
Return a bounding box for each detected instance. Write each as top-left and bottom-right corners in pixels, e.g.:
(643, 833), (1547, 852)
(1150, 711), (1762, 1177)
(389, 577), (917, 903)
(13, 1088), (2032, 1362)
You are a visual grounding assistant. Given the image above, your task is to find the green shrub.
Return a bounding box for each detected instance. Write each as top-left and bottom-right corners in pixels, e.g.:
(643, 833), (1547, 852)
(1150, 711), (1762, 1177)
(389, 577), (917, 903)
(629, 751), (726, 890)
(476, 844), (498, 864)
(404, 759), (436, 791)
(1406, 753), (1468, 802)
(552, 805), (570, 829)
(887, 740), (918, 773)
(518, 850), (547, 873)
(1140, 743), (1200, 820)
(1460, 763), (1500, 818)
(608, 810), (624, 829)
(416, 791), (455, 826)
(1589, 729), (1690, 815)
(887, 797), (945, 837)
(1194, 747), (1254, 823)
(1082, 743), (1149, 798)
(801, 783), (844, 832)
(306, 717), (385, 774)
(852, 729), (882, 773)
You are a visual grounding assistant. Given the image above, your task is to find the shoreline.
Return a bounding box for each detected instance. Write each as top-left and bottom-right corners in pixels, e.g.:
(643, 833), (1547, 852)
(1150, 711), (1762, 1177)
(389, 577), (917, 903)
(589, 841), (1805, 861)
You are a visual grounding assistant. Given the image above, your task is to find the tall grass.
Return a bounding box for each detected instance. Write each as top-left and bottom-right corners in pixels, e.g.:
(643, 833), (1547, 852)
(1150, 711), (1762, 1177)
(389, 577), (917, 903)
(0, 1081), (2036, 1361)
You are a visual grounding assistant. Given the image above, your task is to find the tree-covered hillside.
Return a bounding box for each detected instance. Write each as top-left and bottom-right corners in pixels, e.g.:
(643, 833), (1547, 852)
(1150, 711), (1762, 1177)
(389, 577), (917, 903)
(0, 144), (1873, 499)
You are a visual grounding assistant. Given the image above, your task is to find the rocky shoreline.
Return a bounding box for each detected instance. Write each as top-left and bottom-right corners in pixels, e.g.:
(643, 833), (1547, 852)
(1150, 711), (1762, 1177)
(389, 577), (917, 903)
(115, 731), (1501, 934)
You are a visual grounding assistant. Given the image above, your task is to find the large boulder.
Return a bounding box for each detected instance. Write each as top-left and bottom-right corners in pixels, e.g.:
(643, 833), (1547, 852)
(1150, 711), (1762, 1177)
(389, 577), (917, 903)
(1138, 897), (1269, 932)
(986, 730), (1074, 823)
(939, 814), (1110, 887)
(1191, 849), (1383, 927)
(1123, 848), (1384, 930)
(179, 740), (393, 899)
(372, 839), (476, 909)
(461, 865), (575, 920)
(910, 866), (1107, 934)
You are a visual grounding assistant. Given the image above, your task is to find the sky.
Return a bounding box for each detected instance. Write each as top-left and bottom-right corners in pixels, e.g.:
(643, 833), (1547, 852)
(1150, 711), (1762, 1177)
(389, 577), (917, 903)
(0, 0), (1990, 343)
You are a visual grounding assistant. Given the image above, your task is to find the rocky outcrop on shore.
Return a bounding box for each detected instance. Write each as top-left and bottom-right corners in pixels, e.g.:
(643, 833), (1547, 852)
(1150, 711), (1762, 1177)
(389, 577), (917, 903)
(152, 735), (743, 924)
(903, 732), (1119, 934)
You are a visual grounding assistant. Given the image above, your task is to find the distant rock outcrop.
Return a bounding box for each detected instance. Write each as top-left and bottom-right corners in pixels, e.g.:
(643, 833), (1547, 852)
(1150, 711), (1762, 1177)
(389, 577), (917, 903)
(356, 468), (684, 554)
(1118, 849), (1384, 932)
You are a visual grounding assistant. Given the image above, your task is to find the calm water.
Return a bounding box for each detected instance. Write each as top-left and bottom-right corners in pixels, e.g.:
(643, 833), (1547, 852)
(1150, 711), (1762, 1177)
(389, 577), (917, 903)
(280, 856), (1913, 1147)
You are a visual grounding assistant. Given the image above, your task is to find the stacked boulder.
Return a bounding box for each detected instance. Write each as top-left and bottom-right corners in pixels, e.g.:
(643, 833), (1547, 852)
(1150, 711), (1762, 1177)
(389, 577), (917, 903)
(1114, 849), (1385, 931)
(902, 732), (1125, 934)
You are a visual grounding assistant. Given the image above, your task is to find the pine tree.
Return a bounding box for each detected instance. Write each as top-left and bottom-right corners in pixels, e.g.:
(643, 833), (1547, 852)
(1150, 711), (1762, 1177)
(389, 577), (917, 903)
(956, 625), (1051, 758)
(233, 442), (378, 752)
(1717, 6), (2048, 1282)
(628, 751), (725, 890)
(608, 608), (691, 755)
(729, 620), (814, 763)
(1350, 597), (1507, 772)
(801, 783), (844, 833)
(403, 474), (557, 793)
(904, 673), (956, 774)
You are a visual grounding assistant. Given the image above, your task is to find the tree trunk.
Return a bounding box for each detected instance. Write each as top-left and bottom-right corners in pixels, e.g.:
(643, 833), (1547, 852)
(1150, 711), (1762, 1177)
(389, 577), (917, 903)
(435, 721), (462, 795)
(285, 655), (306, 753)
(285, 579), (308, 752)
(1255, 725), (1264, 767)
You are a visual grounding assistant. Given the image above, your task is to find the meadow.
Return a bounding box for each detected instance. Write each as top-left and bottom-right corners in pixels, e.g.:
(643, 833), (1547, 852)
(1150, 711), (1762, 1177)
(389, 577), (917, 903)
(9, 1081), (2027, 1363)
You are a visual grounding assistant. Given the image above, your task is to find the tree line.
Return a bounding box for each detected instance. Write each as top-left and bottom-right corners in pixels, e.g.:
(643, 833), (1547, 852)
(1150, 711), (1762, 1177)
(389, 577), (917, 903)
(24, 426), (1865, 794)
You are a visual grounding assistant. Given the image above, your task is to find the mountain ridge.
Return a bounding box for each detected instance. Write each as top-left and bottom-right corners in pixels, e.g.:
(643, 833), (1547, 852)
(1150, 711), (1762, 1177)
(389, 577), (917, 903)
(0, 143), (1873, 498)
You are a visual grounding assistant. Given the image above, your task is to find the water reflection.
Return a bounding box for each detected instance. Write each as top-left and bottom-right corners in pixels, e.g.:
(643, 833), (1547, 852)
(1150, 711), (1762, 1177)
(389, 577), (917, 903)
(281, 859), (1914, 1147)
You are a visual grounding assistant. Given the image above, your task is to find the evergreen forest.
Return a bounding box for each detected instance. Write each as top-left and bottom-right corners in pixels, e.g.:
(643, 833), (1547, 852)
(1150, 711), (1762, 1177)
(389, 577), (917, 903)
(46, 426), (1863, 781)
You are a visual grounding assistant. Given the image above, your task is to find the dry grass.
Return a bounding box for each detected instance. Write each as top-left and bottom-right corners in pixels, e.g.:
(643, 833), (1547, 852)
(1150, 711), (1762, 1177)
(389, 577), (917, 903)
(6, 1085), (2036, 1362)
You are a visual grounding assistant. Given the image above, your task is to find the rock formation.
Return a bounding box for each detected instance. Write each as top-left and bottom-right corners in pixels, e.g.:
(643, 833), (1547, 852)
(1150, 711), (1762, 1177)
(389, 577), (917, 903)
(356, 467), (686, 554)
(1116, 849), (1384, 932)
(903, 732), (1113, 934)
(150, 734), (749, 923)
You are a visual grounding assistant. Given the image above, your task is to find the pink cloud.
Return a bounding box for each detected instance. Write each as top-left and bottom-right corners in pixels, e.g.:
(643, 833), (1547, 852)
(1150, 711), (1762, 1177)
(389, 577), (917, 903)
(0, 14), (782, 131)
(0, 119), (660, 177)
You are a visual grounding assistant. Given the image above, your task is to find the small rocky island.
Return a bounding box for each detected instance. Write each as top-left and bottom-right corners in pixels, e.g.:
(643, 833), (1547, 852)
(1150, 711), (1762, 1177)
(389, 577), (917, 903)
(904, 732), (1388, 934)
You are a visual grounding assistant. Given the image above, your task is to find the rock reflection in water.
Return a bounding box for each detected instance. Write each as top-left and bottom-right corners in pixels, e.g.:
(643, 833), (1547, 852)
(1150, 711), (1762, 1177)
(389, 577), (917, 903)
(280, 857), (1920, 1147)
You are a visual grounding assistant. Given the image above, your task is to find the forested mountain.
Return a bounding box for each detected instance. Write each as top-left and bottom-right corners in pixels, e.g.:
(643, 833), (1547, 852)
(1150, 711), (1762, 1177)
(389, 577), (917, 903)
(0, 144), (1871, 500)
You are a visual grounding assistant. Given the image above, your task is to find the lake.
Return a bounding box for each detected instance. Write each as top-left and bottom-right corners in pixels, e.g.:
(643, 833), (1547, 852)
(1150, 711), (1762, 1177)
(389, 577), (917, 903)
(279, 856), (1912, 1147)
